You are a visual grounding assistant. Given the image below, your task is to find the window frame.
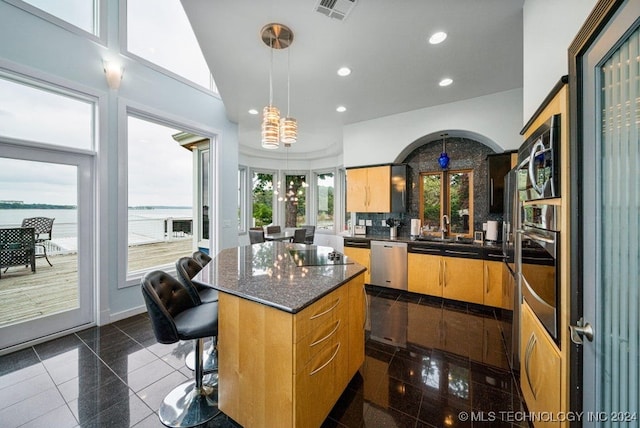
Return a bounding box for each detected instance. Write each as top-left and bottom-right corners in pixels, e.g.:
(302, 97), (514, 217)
(237, 165), (247, 233)
(120, 0), (219, 96)
(5, 0), (106, 43)
(119, 102), (218, 288)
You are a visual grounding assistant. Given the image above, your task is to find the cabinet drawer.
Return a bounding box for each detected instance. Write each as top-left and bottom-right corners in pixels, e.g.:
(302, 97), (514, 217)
(295, 310), (346, 371)
(294, 325), (349, 427)
(294, 286), (347, 342)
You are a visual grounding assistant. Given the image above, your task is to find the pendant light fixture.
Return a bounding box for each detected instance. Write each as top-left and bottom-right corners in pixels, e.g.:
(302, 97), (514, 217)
(280, 45), (297, 144)
(260, 23), (296, 149)
(438, 133), (450, 169)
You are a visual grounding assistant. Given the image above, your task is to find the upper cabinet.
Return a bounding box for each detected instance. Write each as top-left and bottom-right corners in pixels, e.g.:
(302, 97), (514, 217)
(346, 165), (407, 213)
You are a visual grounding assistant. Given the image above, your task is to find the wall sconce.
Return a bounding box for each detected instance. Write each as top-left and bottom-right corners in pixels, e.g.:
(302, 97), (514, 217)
(103, 61), (124, 89)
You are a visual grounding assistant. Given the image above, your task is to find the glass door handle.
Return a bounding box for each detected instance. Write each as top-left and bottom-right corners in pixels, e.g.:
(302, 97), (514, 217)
(569, 317), (594, 344)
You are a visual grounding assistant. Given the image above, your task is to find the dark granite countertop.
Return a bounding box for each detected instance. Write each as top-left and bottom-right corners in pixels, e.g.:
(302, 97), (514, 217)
(192, 242), (366, 314)
(342, 234), (505, 259)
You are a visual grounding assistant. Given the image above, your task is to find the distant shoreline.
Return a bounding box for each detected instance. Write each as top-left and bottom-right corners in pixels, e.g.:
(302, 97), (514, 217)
(0, 203), (190, 210)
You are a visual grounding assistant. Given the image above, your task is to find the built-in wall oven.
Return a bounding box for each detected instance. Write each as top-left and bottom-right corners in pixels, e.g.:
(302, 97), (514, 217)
(519, 204), (559, 342)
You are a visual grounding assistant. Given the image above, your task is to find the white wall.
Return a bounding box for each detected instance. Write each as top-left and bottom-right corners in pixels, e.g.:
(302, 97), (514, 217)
(343, 88), (523, 167)
(522, 0), (597, 123)
(0, 1), (238, 321)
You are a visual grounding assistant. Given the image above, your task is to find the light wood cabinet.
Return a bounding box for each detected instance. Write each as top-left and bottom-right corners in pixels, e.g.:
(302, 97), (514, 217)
(346, 165), (407, 213)
(442, 256), (484, 305)
(407, 252), (442, 296)
(343, 246), (370, 284)
(520, 302), (561, 427)
(483, 259), (504, 308)
(345, 167), (370, 212)
(218, 274), (365, 428)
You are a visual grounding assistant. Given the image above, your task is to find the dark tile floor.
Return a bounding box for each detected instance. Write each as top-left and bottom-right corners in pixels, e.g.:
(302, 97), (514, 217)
(0, 286), (528, 428)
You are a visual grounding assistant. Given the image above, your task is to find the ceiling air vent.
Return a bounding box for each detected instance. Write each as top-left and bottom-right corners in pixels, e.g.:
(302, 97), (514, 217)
(314, 0), (357, 21)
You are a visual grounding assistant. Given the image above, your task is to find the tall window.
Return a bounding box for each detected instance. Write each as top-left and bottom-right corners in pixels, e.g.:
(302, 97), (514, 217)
(316, 172), (334, 231)
(252, 172), (274, 227)
(126, 0), (216, 91)
(238, 166), (247, 232)
(284, 174), (307, 227)
(0, 75), (94, 150)
(127, 116), (194, 275)
(8, 0), (98, 35)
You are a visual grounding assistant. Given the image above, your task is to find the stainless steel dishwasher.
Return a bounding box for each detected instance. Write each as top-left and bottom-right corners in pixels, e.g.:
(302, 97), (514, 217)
(370, 240), (407, 290)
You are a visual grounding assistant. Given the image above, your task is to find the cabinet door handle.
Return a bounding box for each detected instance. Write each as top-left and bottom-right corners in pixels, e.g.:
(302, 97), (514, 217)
(484, 264), (489, 294)
(442, 259), (447, 287)
(310, 342), (340, 376)
(310, 298), (340, 320)
(310, 320), (341, 347)
(524, 333), (537, 400)
(362, 284), (368, 329)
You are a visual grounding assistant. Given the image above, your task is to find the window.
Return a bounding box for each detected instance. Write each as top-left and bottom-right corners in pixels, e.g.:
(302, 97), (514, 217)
(316, 172), (334, 231)
(237, 166), (247, 232)
(252, 172), (274, 227)
(127, 115), (194, 275)
(0, 75), (94, 150)
(284, 174), (307, 227)
(126, 0), (216, 91)
(199, 149), (209, 241)
(7, 0), (98, 35)
(420, 170), (473, 236)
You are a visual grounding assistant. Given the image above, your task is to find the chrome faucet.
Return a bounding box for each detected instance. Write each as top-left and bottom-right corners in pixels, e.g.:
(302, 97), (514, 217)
(441, 215), (449, 239)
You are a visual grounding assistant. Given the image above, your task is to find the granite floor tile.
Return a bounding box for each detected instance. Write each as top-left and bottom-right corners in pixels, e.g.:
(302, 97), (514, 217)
(0, 386), (66, 428)
(0, 285), (530, 428)
(18, 404), (78, 428)
(0, 347), (40, 376)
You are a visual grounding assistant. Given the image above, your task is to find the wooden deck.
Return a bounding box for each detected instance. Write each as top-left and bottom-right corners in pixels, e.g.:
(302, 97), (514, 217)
(0, 239), (194, 327)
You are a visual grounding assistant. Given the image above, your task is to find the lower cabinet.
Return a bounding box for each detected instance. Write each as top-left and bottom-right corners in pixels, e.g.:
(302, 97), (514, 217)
(344, 246), (370, 284)
(408, 252), (441, 296)
(218, 274), (365, 428)
(483, 259), (503, 308)
(520, 302), (561, 427)
(442, 256), (484, 305)
(408, 251), (509, 309)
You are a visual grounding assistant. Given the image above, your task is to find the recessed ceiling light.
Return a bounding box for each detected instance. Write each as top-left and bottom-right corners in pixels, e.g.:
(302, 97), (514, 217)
(337, 67), (351, 77)
(248, 109), (259, 115)
(429, 31), (447, 44)
(439, 78), (453, 87)
(336, 105), (347, 112)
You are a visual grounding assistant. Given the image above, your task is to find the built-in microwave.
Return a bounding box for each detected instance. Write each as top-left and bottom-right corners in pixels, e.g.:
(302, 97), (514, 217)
(517, 114), (561, 202)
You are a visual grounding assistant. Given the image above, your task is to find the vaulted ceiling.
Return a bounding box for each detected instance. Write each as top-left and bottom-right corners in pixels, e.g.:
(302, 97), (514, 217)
(182, 0), (524, 159)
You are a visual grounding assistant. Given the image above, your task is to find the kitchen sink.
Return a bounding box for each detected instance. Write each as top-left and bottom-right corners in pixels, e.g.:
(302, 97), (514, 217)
(416, 236), (474, 244)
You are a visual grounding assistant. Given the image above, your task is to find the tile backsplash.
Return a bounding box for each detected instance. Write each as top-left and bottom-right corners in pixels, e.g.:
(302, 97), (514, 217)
(354, 136), (504, 238)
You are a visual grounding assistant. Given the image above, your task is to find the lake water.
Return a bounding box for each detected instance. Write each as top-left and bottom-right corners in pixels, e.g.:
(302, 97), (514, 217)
(0, 208), (192, 240)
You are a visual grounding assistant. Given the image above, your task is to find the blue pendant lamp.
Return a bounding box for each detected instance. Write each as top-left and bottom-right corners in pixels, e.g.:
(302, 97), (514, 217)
(438, 133), (450, 169)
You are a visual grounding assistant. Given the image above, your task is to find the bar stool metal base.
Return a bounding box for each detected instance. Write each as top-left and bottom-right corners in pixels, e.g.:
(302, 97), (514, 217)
(158, 380), (219, 428)
(186, 341), (217, 373)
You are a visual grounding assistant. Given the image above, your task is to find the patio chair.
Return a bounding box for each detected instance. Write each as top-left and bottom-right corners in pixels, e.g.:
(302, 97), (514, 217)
(265, 225), (281, 234)
(0, 227), (36, 278)
(249, 229), (265, 244)
(21, 217), (54, 267)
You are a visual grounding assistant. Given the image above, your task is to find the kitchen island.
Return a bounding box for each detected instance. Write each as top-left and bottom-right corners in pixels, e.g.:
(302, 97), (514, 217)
(193, 242), (367, 428)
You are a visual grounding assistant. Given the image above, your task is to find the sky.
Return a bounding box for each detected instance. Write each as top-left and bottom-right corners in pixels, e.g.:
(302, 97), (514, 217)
(0, 0), (209, 207)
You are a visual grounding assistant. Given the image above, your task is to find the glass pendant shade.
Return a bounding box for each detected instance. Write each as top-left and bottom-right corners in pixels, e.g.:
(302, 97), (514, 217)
(261, 105), (280, 149)
(280, 117), (297, 144)
(438, 152), (450, 169)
